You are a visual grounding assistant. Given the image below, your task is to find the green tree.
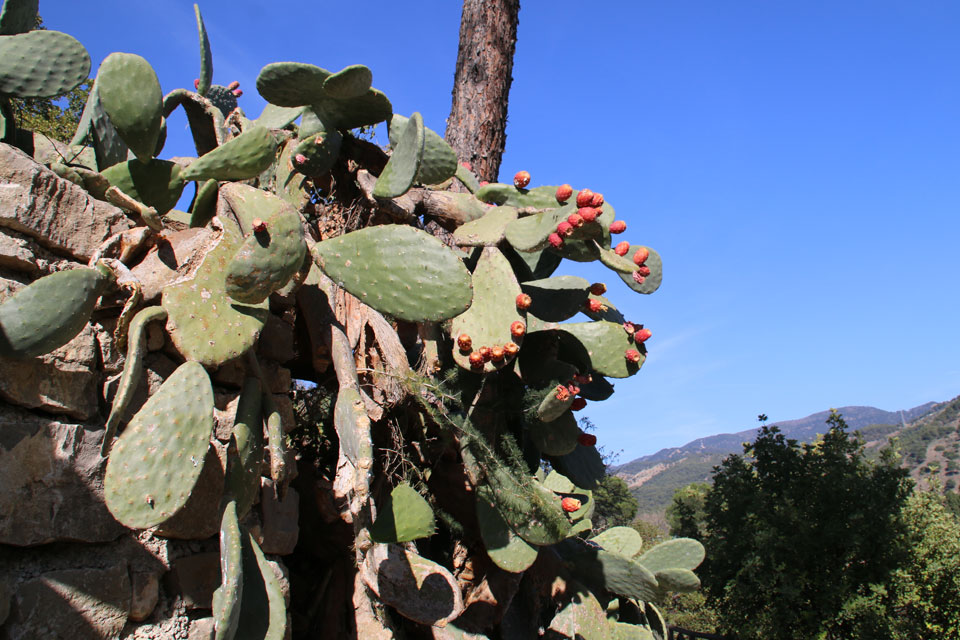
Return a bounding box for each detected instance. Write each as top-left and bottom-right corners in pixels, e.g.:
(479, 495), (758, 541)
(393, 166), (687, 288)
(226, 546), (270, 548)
(702, 411), (912, 640)
(666, 481), (710, 540)
(591, 474), (638, 531)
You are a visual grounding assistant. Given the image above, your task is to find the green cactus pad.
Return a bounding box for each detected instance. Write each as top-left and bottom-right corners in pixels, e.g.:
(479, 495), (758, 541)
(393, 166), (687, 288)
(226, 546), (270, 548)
(534, 320), (642, 379)
(654, 568), (700, 593)
(71, 81), (129, 170)
(273, 139), (308, 210)
(0, 264), (111, 359)
(103, 361), (214, 529)
(322, 64), (372, 99)
(476, 494), (538, 573)
(369, 482), (437, 543)
(455, 163), (480, 193)
(256, 62), (330, 107)
(548, 444), (605, 490)
(547, 591), (611, 640)
(373, 112), (424, 198)
(485, 468), (571, 546)
(290, 127), (341, 176)
(311, 224), (473, 323)
(521, 276), (590, 322)
(578, 374), (615, 401)
(616, 245), (663, 295)
(263, 391), (286, 487)
(636, 538), (705, 572)
(596, 242), (638, 275)
(566, 547), (659, 602)
(542, 471), (593, 523)
(502, 244), (562, 281)
(163, 224), (269, 366)
(389, 113), (457, 186)
(194, 4), (212, 96)
(644, 602), (668, 639)
(535, 385), (576, 423)
(102, 306), (168, 456)
(450, 246), (523, 373)
(582, 294), (626, 324)
(0, 30), (90, 98)
(190, 179), (219, 227)
(569, 518), (593, 538)
(453, 205), (518, 247)
(528, 410), (580, 456)
(476, 183), (565, 209)
(182, 126), (278, 181)
(206, 83), (238, 117)
(254, 103), (304, 130)
(212, 499), (243, 640)
(225, 376), (263, 519)
(97, 52), (163, 163)
(220, 184), (306, 304)
(334, 386), (369, 466)
(313, 87), (392, 131)
(0, 0), (37, 35)
(101, 159), (185, 215)
(503, 203), (575, 252)
(591, 526), (644, 558)
(236, 530), (287, 640)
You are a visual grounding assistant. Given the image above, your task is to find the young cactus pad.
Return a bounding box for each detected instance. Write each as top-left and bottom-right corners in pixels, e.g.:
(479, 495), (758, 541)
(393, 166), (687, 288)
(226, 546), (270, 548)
(103, 361), (215, 529)
(311, 224), (473, 323)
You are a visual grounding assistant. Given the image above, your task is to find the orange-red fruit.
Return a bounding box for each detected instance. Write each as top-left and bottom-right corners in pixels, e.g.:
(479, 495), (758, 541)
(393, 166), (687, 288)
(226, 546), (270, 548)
(623, 322), (637, 336)
(227, 81), (240, 91)
(578, 207), (598, 223)
(469, 352), (484, 368)
(573, 373), (593, 385)
(589, 282), (607, 296)
(637, 265), (651, 277)
(490, 346), (505, 362)
(557, 221), (574, 237)
(586, 299), (603, 313)
(252, 218), (267, 233)
(568, 213), (584, 228)
(632, 272), (646, 284)
(561, 497), (582, 512)
(578, 432), (597, 446)
(457, 334), (472, 351)
(571, 397), (587, 411)
(633, 247), (650, 265)
(514, 170), (531, 189)
(556, 184), (574, 203)
(555, 385), (571, 401)
(516, 293), (532, 310)
(567, 383), (581, 396)
(609, 220), (627, 234)
(614, 241), (630, 256)
(504, 342), (520, 356)
(576, 189), (594, 208)
(479, 346), (492, 362)
(479, 181), (489, 187)
(294, 153), (308, 166)
(232, 88), (243, 97)
(625, 348), (642, 363)
(193, 78), (200, 90)
(461, 161), (472, 171)
(590, 192), (604, 208)
(635, 328), (652, 343)
(548, 233), (564, 248)
(510, 321), (526, 339)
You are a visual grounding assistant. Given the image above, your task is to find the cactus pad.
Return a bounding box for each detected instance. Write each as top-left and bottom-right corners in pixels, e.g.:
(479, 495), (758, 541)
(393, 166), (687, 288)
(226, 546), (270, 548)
(538, 320), (643, 379)
(369, 482), (437, 543)
(334, 386), (370, 466)
(0, 0), (37, 35)
(389, 113), (457, 186)
(503, 204), (575, 252)
(455, 162), (480, 192)
(237, 530), (288, 640)
(71, 80), (129, 170)
(476, 183), (566, 209)
(212, 499), (243, 640)
(290, 127), (341, 176)
(256, 62), (330, 107)
(0, 29), (90, 98)
(311, 224), (473, 323)
(182, 126), (278, 181)
(374, 112), (424, 198)
(190, 179), (219, 227)
(322, 64), (372, 99)
(476, 494), (538, 573)
(485, 468), (571, 546)
(547, 591), (612, 640)
(654, 568), (700, 593)
(0, 264), (111, 359)
(616, 245), (663, 295)
(194, 4), (212, 96)
(453, 205), (518, 247)
(103, 361), (215, 529)
(101, 159), (185, 215)
(528, 410), (579, 456)
(565, 546), (659, 602)
(591, 526), (644, 558)
(97, 52), (163, 162)
(254, 103), (304, 130)
(162, 224), (269, 366)
(636, 538), (705, 572)
(225, 376), (263, 519)
(450, 247), (523, 373)
(521, 276), (590, 322)
(548, 443), (605, 490)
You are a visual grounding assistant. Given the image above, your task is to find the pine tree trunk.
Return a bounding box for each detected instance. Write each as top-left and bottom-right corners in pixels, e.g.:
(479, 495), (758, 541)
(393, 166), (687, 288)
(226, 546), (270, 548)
(445, 0), (520, 184)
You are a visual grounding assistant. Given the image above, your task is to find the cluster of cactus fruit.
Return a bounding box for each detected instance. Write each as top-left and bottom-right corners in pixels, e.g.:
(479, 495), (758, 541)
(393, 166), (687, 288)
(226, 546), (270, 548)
(0, 0), (702, 637)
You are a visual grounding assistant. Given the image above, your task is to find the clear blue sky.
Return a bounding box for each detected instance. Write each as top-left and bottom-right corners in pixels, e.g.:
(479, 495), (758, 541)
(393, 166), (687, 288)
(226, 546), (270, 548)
(45, 1), (960, 463)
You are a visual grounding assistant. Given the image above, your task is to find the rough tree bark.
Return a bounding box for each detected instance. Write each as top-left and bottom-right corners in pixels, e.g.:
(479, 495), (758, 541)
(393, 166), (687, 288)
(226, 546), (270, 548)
(445, 0), (520, 184)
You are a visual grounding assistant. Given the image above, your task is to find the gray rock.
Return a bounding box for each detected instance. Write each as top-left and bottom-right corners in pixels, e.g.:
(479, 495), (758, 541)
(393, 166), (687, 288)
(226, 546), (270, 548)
(130, 227), (213, 302)
(1, 563), (130, 640)
(0, 143), (132, 262)
(259, 479), (299, 555)
(128, 570), (160, 622)
(166, 552), (220, 610)
(188, 617), (216, 640)
(0, 405), (124, 545)
(0, 230), (40, 274)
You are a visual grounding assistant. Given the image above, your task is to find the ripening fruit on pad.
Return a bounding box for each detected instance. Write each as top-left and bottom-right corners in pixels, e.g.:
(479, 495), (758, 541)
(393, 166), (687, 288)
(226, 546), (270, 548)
(104, 361), (214, 529)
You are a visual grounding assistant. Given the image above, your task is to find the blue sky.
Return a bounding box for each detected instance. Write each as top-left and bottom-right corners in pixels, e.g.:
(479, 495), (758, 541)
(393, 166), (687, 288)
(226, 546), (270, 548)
(45, 1), (960, 463)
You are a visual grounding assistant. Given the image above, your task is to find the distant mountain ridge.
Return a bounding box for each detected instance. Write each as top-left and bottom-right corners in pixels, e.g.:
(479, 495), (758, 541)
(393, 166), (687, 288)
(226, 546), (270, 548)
(614, 401), (942, 514)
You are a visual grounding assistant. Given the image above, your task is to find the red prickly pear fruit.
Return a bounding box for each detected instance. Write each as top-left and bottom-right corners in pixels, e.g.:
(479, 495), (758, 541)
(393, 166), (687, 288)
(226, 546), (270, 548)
(548, 233), (564, 248)
(614, 241), (630, 256)
(568, 213), (584, 228)
(578, 432), (597, 446)
(478, 346), (492, 362)
(490, 346), (506, 362)
(623, 321), (637, 336)
(566, 382), (580, 395)
(625, 348), (642, 363)
(513, 170), (531, 189)
(516, 293), (532, 310)
(635, 328), (652, 343)
(555, 385), (571, 401)
(590, 192), (604, 208)
(561, 497), (582, 512)
(556, 184), (573, 203)
(510, 321), (526, 339)
(479, 181), (489, 187)
(609, 220), (627, 234)
(637, 265), (651, 277)
(461, 161), (472, 171)
(578, 207), (598, 223)
(557, 221), (574, 237)
(585, 299), (604, 313)
(227, 81), (240, 91)
(457, 334), (472, 352)
(294, 153), (308, 166)
(252, 218), (267, 233)
(633, 247), (650, 265)
(571, 397), (587, 411)
(576, 189), (594, 208)
(232, 88), (243, 97)
(193, 78), (200, 90)
(469, 352), (484, 368)
(504, 342), (520, 356)
(589, 282), (606, 296)
(632, 272), (646, 284)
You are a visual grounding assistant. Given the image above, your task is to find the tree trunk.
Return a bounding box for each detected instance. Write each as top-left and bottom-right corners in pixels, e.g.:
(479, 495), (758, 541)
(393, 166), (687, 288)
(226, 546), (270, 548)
(445, 0), (520, 184)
